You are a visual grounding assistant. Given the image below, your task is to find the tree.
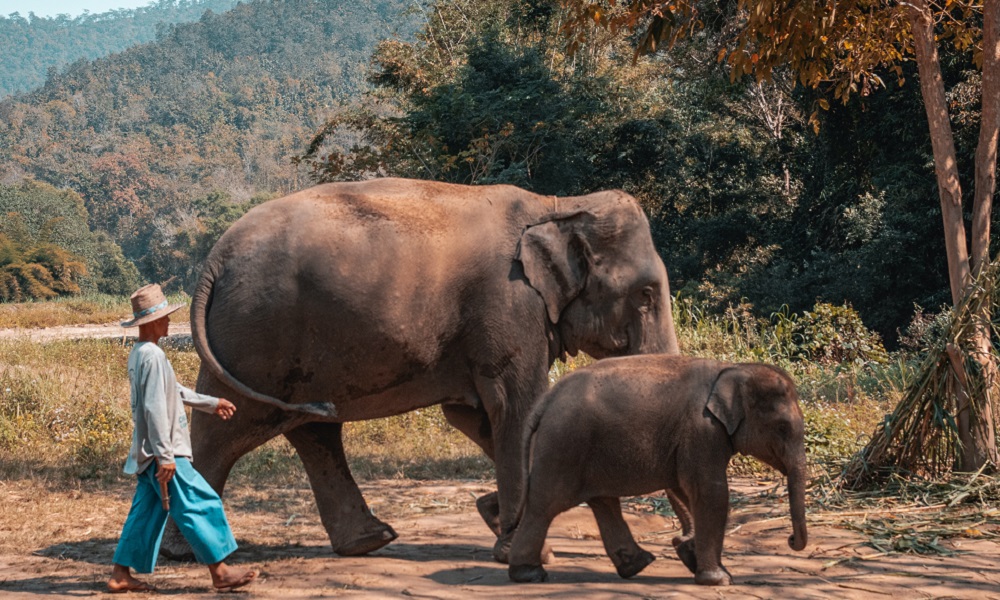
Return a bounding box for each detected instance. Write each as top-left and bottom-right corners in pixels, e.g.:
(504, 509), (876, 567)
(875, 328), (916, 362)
(563, 0), (999, 470)
(0, 230), (88, 301)
(0, 179), (139, 295)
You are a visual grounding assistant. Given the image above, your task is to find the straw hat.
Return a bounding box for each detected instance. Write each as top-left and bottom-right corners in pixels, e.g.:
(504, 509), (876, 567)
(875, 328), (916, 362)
(120, 283), (184, 327)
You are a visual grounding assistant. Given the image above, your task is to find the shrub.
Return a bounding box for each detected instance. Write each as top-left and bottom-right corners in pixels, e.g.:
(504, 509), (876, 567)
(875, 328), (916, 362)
(790, 302), (889, 366)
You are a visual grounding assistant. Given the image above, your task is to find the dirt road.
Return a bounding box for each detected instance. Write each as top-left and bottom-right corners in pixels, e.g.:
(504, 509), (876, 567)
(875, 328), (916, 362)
(1, 478), (998, 599)
(0, 322), (191, 343)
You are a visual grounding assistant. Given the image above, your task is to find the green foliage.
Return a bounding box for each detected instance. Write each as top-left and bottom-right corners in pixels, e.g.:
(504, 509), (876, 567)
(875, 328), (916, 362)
(0, 0), (985, 348)
(301, 0), (681, 198)
(790, 303), (889, 366)
(0, 239), (88, 301)
(0, 1), (241, 98)
(0, 179), (138, 297)
(673, 296), (905, 477)
(141, 190), (270, 288)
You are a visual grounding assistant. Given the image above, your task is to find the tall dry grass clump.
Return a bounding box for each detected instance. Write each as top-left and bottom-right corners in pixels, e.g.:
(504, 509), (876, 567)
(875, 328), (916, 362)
(843, 260), (1000, 487)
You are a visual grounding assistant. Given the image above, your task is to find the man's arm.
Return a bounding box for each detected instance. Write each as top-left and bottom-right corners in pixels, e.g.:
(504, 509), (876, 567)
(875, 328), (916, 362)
(177, 384), (220, 413)
(178, 384), (236, 420)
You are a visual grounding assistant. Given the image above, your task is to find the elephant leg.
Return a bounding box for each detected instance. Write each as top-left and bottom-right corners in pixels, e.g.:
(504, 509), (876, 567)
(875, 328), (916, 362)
(507, 485), (565, 583)
(489, 416), (528, 563)
(160, 382), (286, 560)
(441, 404), (500, 536)
(691, 481), (732, 586)
(587, 497), (655, 579)
(445, 402), (554, 564)
(667, 488), (697, 573)
(470, 360), (549, 564)
(284, 421), (397, 556)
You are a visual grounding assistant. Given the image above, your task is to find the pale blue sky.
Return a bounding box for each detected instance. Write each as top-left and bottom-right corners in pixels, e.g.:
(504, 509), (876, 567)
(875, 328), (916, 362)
(2, 0), (156, 18)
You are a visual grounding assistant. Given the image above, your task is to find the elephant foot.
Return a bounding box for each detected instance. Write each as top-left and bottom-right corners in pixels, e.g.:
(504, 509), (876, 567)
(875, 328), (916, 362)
(695, 567), (732, 586)
(672, 538), (697, 574)
(493, 534), (512, 564)
(496, 534), (547, 564)
(159, 522), (195, 562)
(332, 522), (398, 556)
(475, 491), (501, 536)
(614, 548), (655, 579)
(509, 564), (548, 583)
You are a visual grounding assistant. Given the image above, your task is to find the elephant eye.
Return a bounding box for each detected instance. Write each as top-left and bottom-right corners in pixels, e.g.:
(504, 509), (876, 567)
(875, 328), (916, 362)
(634, 287), (656, 312)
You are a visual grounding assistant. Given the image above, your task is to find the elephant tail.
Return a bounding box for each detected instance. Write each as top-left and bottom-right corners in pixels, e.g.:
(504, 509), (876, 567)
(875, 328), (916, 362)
(191, 261), (338, 418)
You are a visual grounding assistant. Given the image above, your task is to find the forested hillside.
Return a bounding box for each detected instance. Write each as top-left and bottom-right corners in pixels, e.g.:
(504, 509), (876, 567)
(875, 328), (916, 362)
(1, 0), (992, 345)
(0, 0), (240, 98)
(0, 0), (417, 287)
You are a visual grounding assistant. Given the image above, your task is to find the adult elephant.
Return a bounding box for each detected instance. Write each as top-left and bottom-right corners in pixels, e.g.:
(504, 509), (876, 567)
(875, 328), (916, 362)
(161, 177), (679, 560)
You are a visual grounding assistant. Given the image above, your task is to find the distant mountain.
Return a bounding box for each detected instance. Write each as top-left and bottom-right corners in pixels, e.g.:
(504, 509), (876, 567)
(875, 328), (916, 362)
(0, 0), (242, 98)
(0, 0), (418, 283)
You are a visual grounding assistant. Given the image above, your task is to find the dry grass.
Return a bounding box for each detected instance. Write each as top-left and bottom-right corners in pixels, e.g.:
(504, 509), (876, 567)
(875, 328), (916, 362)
(0, 338), (489, 487)
(0, 293), (192, 329)
(810, 467), (1000, 557)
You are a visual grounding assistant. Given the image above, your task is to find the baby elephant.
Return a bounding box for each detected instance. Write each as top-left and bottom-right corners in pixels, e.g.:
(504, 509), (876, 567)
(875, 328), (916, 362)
(507, 354), (808, 585)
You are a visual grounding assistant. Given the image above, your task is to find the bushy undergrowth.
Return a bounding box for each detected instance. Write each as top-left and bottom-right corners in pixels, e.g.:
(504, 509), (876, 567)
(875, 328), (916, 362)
(0, 295), (926, 486)
(673, 296), (912, 476)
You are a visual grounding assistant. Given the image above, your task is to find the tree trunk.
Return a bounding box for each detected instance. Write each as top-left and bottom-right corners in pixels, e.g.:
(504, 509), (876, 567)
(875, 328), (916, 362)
(907, 0), (970, 304)
(968, 0), (1000, 467)
(973, 0), (1000, 276)
(908, 0), (996, 470)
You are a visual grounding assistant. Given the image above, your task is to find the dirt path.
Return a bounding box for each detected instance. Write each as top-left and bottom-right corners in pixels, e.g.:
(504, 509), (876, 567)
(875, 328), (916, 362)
(1, 478), (998, 599)
(0, 322), (192, 343)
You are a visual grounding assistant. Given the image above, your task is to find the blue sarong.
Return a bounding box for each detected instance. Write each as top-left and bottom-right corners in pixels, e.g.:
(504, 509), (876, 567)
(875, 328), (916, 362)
(112, 457), (237, 573)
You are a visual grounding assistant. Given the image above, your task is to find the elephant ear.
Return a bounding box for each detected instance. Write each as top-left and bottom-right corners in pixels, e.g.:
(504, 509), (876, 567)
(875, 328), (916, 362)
(706, 367), (748, 436)
(516, 211), (594, 324)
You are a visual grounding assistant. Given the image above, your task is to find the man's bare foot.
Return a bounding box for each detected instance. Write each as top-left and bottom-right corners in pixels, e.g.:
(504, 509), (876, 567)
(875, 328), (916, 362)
(208, 562), (258, 592)
(107, 564), (153, 593)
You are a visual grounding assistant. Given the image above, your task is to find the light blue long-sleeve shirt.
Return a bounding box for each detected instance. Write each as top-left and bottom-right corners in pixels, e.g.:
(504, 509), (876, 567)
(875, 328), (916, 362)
(124, 341), (219, 475)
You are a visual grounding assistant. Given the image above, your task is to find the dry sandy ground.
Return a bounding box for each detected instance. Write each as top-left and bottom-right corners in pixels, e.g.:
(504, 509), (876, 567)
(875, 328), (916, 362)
(1, 478), (999, 599)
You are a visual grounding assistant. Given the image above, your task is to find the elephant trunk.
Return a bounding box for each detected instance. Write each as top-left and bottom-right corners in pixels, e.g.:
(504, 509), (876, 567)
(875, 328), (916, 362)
(660, 293), (680, 354)
(631, 284), (680, 356)
(786, 455), (808, 551)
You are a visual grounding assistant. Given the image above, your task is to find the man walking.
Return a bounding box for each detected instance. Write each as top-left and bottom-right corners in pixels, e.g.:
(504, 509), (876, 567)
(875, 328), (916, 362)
(108, 283), (257, 593)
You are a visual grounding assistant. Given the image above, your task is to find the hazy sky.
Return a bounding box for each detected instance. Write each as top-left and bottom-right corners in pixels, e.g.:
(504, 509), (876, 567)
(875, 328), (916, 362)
(2, 1), (156, 18)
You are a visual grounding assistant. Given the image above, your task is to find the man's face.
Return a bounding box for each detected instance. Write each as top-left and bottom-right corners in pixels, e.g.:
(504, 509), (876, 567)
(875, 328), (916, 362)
(153, 315), (170, 337)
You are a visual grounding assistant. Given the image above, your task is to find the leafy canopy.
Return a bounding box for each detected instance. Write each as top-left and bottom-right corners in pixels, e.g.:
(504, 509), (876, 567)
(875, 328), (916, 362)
(563, 0), (986, 126)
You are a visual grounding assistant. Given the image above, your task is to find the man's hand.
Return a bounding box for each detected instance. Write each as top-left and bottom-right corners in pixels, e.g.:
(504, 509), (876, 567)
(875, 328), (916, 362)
(156, 460), (176, 485)
(215, 398), (236, 420)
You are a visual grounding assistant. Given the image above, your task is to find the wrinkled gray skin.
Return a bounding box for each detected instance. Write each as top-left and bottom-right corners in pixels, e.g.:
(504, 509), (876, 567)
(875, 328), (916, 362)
(507, 355), (808, 585)
(160, 177), (679, 561)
